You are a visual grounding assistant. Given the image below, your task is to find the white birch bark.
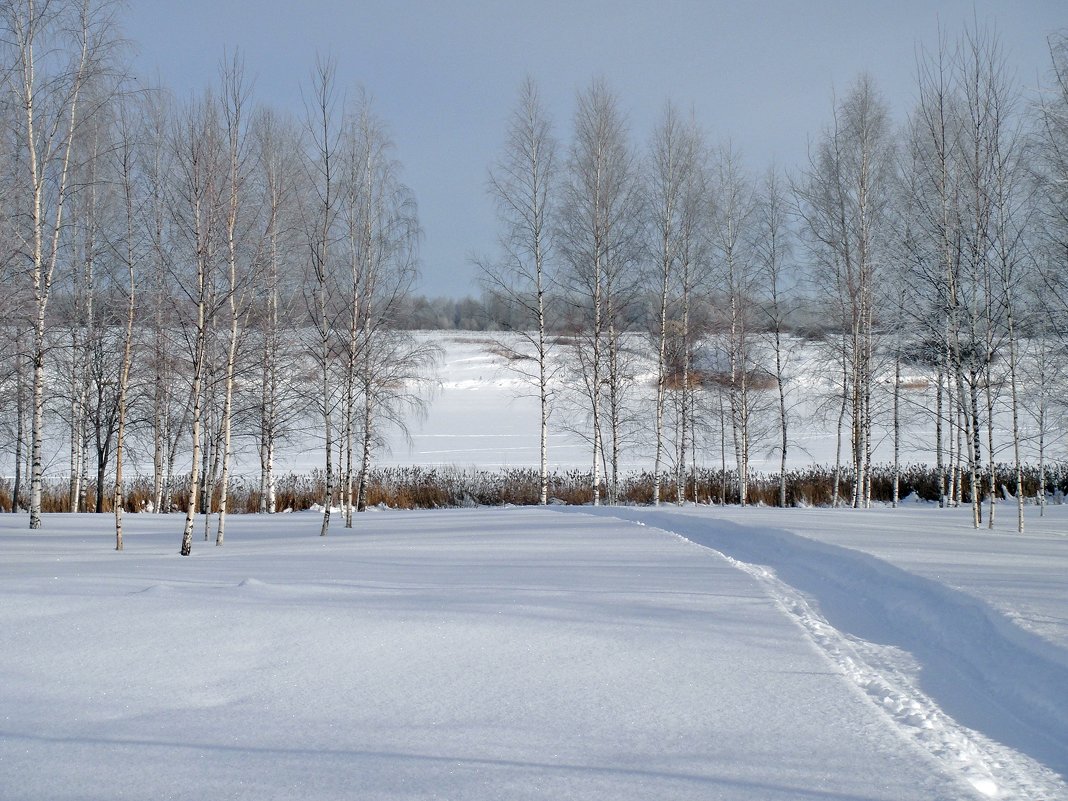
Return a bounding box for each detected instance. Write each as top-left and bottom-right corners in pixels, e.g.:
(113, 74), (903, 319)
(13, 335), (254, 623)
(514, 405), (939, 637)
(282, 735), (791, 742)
(7, 0), (104, 529)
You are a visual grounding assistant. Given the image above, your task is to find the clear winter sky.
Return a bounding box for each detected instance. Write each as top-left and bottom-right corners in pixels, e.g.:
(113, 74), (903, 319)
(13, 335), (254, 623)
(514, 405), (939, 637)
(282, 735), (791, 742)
(123, 1), (1065, 298)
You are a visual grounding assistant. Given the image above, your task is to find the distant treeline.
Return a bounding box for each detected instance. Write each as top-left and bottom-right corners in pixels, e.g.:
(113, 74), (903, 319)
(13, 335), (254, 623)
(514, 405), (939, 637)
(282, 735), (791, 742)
(40, 288), (840, 336)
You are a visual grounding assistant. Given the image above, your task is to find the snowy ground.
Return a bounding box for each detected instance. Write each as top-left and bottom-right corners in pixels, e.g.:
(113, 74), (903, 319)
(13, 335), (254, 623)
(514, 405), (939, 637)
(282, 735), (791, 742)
(2, 505), (1066, 800)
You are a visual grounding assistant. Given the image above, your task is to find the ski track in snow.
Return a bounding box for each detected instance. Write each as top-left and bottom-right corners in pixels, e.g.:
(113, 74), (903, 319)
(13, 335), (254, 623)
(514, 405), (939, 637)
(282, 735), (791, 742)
(563, 507), (1068, 801)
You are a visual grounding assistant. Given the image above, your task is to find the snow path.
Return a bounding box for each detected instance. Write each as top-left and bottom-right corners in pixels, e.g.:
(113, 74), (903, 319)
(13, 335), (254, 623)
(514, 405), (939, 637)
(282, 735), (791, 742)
(0, 509), (974, 801)
(703, 505), (1068, 652)
(563, 506), (1068, 801)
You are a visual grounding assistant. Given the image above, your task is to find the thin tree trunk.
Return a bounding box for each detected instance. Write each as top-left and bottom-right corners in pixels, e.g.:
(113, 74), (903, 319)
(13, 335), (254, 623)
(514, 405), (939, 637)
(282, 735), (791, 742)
(538, 313), (549, 506)
(95, 450), (106, 514)
(215, 303), (238, 546)
(590, 277), (602, 508)
(342, 293), (357, 528)
(69, 328), (87, 513)
(114, 240), (135, 550)
(1037, 345), (1047, 517)
(1008, 333), (1024, 534)
(607, 323), (620, 506)
(967, 373), (982, 527)
(652, 263), (669, 506)
(985, 372), (996, 530)
(356, 381), (373, 512)
(862, 317), (873, 508)
(892, 354), (901, 508)
(936, 363), (945, 508)
(319, 317), (334, 535)
(719, 392), (727, 506)
(775, 328), (788, 508)
(677, 291), (691, 506)
(13, 332), (25, 513)
(217, 62), (246, 546)
(201, 385), (215, 541)
(833, 383), (846, 508)
(180, 307), (205, 556)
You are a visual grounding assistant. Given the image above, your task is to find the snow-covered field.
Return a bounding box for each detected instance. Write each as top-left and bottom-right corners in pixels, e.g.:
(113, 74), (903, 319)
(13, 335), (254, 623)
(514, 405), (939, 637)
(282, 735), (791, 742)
(14, 329), (1060, 482)
(2, 505), (1066, 800)
(269, 330), (1057, 476)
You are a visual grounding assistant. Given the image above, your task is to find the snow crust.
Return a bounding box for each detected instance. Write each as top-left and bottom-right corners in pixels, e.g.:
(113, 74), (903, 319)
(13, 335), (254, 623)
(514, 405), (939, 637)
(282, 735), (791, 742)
(0, 508), (1005, 800)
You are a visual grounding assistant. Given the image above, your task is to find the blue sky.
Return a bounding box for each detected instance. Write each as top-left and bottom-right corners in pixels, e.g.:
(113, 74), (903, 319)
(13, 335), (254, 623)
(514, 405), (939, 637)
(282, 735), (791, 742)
(123, 1), (1065, 297)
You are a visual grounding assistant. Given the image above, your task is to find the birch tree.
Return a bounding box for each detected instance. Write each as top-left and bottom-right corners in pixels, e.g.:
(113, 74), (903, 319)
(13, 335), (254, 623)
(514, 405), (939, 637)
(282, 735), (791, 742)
(755, 166), (797, 507)
(251, 108), (302, 515)
(214, 54), (254, 547)
(1030, 33), (1068, 513)
(0, 112), (32, 512)
(2, 0), (119, 528)
(172, 94), (222, 556)
(558, 80), (643, 505)
(905, 24), (1025, 527)
(301, 56), (343, 537)
(480, 77), (557, 505)
(646, 103), (708, 505)
(340, 95), (427, 520)
(795, 75), (894, 509)
(711, 144), (761, 506)
(138, 85), (182, 514)
(112, 87), (141, 549)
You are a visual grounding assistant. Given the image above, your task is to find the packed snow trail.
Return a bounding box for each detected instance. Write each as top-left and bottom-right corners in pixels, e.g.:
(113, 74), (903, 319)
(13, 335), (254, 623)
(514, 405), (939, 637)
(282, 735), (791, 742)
(564, 506), (1068, 800)
(1, 509), (976, 801)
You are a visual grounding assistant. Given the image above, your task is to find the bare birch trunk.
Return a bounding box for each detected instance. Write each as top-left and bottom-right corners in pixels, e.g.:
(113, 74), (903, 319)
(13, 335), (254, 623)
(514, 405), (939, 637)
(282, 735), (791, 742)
(216, 59), (247, 547)
(150, 234), (167, 514)
(936, 363), (945, 508)
(985, 373), (996, 530)
(356, 381), (373, 512)
(13, 332), (25, 513)
(775, 329), (788, 508)
(678, 287), (691, 506)
(652, 260), (668, 507)
(833, 385), (846, 508)
(590, 308), (602, 507)
(214, 302), (237, 546)
(892, 355), (900, 508)
(114, 223), (135, 550)
(1037, 347), (1047, 517)
(304, 57), (339, 538)
(69, 340), (84, 512)
(538, 310), (548, 506)
(718, 392), (727, 505)
(967, 374), (982, 527)
(607, 322), (621, 506)
(319, 308), (334, 536)
(1007, 329), (1024, 533)
(180, 303), (205, 557)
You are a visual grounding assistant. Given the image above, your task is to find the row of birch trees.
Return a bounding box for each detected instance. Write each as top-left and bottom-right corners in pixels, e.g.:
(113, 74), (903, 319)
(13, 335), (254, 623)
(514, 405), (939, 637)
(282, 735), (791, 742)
(0, 0), (430, 552)
(482, 24), (1068, 531)
(4, 1), (1068, 545)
